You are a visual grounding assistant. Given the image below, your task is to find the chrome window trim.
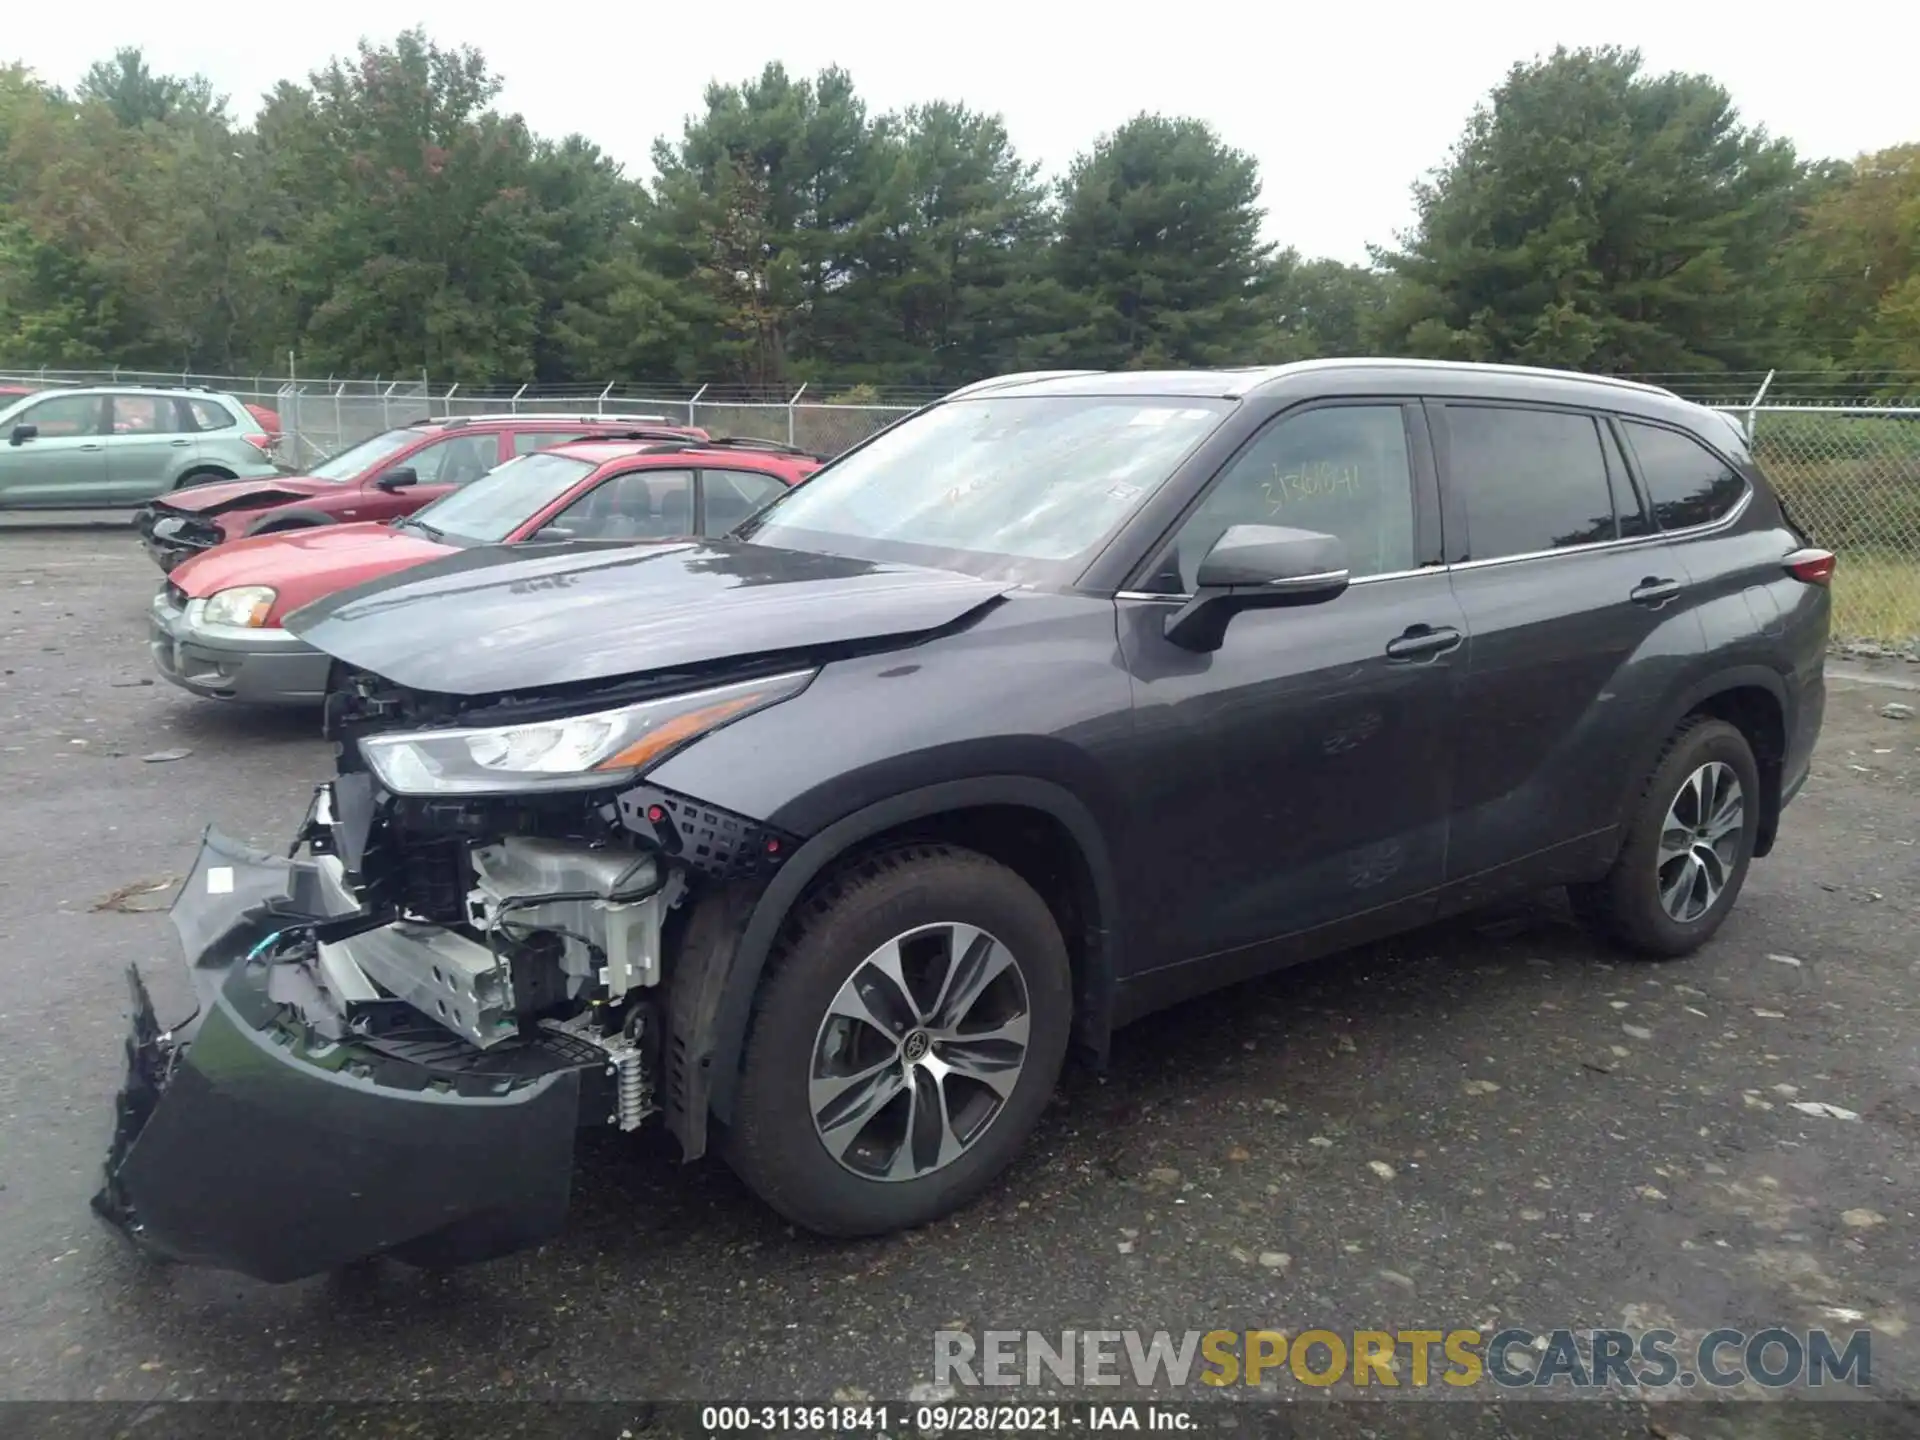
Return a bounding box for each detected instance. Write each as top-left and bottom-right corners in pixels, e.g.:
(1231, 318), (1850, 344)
(1112, 485), (1750, 602)
(1115, 565), (1443, 603)
(1447, 483), (1751, 573)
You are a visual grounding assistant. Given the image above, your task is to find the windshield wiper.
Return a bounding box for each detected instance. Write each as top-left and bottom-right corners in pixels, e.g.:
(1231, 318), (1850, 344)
(392, 515), (445, 541)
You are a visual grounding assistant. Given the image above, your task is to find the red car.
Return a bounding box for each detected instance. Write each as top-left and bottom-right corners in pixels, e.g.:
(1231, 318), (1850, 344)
(148, 437), (820, 705)
(132, 413), (716, 572)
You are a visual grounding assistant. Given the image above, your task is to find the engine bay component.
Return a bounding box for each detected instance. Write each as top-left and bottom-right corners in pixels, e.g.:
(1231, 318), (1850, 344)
(467, 837), (666, 1000)
(320, 923), (515, 1049)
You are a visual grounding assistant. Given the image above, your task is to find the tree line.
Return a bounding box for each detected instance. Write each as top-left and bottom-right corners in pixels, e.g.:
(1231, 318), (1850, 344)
(1, 33), (1915, 393)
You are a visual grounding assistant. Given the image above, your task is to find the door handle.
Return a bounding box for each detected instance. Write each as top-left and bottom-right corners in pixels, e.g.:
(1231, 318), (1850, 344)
(170, 439), (191, 447)
(79, 443), (104, 452)
(1385, 624), (1463, 661)
(1630, 577), (1682, 607)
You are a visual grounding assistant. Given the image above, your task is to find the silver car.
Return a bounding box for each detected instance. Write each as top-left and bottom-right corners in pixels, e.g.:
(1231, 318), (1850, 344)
(0, 386), (280, 508)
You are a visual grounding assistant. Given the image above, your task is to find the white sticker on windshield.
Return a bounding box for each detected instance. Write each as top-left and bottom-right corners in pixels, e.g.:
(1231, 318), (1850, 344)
(206, 866), (235, 895)
(1178, 409), (1213, 420)
(1107, 482), (1143, 502)
(1127, 409), (1176, 426)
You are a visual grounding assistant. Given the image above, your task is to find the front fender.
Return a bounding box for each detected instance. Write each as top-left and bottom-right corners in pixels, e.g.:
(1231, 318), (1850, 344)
(668, 775), (1123, 1156)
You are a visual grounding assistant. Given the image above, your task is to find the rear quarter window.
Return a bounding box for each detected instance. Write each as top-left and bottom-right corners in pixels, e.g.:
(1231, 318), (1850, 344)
(186, 398), (237, 432)
(1621, 421), (1748, 531)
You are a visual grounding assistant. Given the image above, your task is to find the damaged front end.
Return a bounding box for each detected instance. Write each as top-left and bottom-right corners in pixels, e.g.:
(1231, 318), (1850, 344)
(97, 668), (801, 1283)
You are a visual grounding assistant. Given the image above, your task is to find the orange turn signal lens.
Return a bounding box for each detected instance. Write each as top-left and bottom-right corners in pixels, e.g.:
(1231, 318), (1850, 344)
(591, 694), (763, 772)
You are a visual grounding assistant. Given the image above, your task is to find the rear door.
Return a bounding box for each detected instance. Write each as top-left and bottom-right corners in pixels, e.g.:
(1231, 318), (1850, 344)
(0, 393), (110, 506)
(104, 395), (195, 503)
(698, 467), (790, 535)
(1434, 401), (1697, 904)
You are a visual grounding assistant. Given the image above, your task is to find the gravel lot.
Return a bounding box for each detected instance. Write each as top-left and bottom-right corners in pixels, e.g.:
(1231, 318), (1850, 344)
(2, 523), (1917, 1420)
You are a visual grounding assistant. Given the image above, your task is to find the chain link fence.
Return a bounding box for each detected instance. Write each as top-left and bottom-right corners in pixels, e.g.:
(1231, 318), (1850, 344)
(0, 367), (922, 467)
(1736, 406), (1920, 647)
(5, 365), (1916, 645)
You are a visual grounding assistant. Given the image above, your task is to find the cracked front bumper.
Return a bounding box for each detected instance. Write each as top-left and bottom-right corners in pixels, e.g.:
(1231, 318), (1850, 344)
(134, 507), (222, 573)
(94, 828), (594, 1283)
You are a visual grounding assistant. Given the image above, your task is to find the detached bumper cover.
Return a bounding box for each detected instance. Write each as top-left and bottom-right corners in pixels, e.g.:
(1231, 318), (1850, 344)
(94, 828), (589, 1283)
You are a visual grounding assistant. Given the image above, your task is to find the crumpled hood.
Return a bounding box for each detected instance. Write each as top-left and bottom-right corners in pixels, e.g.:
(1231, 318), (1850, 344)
(171, 522), (456, 624)
(154, 475), (343, 515)
(284, 538), (1010, 695)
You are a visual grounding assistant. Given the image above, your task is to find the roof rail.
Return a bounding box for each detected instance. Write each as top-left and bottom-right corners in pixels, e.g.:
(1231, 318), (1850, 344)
(942, 370), (1105, 400)
(696, 436), (820, 457)
(1225, 358), (1680, 400)
(627, 438), (826, 462)
(433, 411), (683, 428)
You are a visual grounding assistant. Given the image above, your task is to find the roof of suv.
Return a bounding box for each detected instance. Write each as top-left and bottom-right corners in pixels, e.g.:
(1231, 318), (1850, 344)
(959, 359), (1717, 428)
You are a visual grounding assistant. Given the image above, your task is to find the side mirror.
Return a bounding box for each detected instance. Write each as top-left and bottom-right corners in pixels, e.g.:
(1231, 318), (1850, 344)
(9, 424), (37, 446)
(374, 466), (419, 493)
(1164, 524), (1350, 652)
(529, 526), (576, 542)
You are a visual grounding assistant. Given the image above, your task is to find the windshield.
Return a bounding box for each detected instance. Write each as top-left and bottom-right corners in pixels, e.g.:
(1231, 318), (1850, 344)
(309, 426), (429, 482)
(404, 451), (597, 543)
(737, 395), (1230, 582)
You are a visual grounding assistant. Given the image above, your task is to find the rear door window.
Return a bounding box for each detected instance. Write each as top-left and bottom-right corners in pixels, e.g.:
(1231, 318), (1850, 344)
(550, 468), (696, 540)
(1620, 421), (1748, 531)
(1443, 406), (1619, 560)
(185, 398), (236, 432)
(110, 395), (173, 435)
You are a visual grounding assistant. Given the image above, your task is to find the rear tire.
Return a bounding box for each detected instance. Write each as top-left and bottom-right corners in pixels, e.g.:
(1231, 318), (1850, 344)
(1572, 717), (1761, 958)
(726, 845), (1071, 1237)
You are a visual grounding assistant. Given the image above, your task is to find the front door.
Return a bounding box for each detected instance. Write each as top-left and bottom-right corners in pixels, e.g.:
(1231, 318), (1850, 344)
(0, 393), (110, 506)
(359, 430), (506, 520)
(1117, 400), (1464, 980)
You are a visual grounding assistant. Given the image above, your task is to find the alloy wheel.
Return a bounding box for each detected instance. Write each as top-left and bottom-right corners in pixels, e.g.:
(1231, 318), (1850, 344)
(1657, 760), (1745, 923)
(809, 923), (1031, 1182)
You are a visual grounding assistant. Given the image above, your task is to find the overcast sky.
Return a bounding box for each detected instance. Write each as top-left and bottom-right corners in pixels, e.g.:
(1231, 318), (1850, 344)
(8, 0), (1917, 263)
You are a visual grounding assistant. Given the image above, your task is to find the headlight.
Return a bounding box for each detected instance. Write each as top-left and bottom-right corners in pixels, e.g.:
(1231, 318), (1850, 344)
(357, 670), (816, 796)
(201, 585), (277, 628)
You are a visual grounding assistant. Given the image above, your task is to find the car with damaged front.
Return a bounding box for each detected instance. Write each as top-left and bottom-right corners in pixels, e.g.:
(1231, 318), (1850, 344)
(131, 413), (712, 572)
(97, 361), (1830, 1283)
(149, 437), (819, 705)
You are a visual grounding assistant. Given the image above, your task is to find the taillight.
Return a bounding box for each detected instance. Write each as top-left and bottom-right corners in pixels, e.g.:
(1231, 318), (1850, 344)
(1785, 548), (1836, 586)
(243, 433), (275, 453)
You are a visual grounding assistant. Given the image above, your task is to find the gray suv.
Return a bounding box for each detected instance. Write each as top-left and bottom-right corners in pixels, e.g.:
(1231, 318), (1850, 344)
(0, 386), (280, 508)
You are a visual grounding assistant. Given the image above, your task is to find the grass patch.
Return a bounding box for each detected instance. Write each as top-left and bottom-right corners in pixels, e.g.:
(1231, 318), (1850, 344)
(1829, 551), (1920, 642)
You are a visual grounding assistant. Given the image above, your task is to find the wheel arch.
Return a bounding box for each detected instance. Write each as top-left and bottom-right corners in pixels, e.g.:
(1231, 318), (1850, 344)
(665, 776), (1121, 1160)
(1635, 666), (1790, 859)
(173, 465), (237, 488)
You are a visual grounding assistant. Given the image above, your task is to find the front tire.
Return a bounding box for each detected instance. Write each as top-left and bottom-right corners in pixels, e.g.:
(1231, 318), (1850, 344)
(1573, 717), (1761, 958)
(726, 845), (1071, 1237)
